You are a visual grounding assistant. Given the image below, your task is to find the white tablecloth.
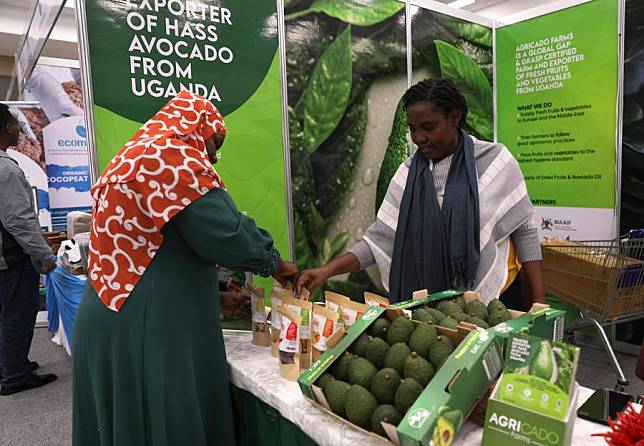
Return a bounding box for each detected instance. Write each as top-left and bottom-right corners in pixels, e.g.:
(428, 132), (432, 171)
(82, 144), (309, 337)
(223, 330), (611, 446)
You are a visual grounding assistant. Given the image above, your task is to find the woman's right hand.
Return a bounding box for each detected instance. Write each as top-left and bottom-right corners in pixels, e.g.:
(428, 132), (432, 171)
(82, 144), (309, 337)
(296, 266), (332, 295)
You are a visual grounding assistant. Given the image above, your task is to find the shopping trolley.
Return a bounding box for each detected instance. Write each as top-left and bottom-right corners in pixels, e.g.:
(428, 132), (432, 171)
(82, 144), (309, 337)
(541, 230), (644, 391)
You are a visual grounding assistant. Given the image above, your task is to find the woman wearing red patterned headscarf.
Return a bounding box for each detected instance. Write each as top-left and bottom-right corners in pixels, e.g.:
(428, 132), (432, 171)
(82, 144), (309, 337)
(72, 91), (297, 446)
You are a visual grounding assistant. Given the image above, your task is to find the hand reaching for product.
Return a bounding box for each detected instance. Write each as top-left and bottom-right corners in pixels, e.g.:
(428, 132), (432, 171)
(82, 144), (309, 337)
(273, 259), (299, 286)
(296, 266), (331, 295)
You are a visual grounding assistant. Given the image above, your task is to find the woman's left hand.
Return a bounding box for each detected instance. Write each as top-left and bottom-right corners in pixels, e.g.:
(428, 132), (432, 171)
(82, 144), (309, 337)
(273, 259), (299, 286)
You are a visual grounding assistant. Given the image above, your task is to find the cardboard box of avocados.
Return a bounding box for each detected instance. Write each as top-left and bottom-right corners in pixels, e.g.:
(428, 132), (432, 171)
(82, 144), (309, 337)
(404, 290), (566, 350)
(298, 305), (503, 445)
(482, 333), (581, 446)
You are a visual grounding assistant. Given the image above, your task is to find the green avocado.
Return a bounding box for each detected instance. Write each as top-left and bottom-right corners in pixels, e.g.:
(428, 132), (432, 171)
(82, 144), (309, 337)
(455, 295), (465, 309)
(394, 378), (424, 414)
(368, 317), (391, 340)
(409, 322), (438, 359)
(429, 336), (454, 369)
(404, 352), (436, 386)
(325, 380), (351, 417)
(412, 308), (434, 323)
(465, 316), (490, 329)
(348, 356), (378, 389)
(384, 342), (412, 375)
(317, 372), (335, 390)
(439, 316), (459, 330)
(488, 299), (508, 314)
(371, 368), (401, 405)
(453, 313), (469, 323)
(365, 336), (390, 369)
(332, 351), (354, 382)
(349, 332), (370, 357)
(371, 405), (402, 436)
(387, 316), (415, 345)
(345, 385), (378, 429)
(437, 301), (463, 318)
(465, 300), (489, 321)
(425, 308), (447, 323)
(488, 309), (512, 326)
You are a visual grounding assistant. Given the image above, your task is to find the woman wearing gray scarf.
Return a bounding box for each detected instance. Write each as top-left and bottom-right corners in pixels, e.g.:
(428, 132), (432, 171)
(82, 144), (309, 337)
(297, 78), (545, 307)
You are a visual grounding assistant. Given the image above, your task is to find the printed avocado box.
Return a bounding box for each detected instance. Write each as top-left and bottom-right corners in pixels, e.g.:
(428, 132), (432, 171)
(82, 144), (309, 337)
(482, 379), (580, 446)
(298, 302), (503, 445)
(496, 333), (580, 420)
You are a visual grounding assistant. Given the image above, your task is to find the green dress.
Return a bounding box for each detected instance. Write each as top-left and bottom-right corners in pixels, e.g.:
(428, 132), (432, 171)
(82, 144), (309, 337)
(72, 188), (278, 446)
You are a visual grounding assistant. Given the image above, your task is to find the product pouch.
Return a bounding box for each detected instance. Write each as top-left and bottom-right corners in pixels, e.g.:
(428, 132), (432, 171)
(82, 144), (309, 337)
(277, 306), (302, 381)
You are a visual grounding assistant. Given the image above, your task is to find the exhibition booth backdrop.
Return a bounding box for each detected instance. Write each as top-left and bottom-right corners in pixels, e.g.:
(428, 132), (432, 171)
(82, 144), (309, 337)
(65, 0), (630, 299)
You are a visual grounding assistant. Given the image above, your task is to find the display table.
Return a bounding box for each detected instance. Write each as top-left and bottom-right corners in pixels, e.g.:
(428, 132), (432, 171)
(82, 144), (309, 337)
(223, 329), (609, 446)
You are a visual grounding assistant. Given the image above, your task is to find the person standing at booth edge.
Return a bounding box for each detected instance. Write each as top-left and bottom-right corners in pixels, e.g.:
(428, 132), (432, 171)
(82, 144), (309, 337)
(0, 103), (57, 396)
(72, 92), (298, 445)
(297, 78), (546, 306)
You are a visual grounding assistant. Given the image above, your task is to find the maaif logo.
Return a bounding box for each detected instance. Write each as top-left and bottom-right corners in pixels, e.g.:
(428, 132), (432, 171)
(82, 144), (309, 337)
(76, 124), (87, 138)
(407, 408), (430, 429)
(541, 217), (554, 231)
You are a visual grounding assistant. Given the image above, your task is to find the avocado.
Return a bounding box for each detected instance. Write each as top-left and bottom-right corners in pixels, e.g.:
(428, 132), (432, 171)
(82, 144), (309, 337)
(394, 378), (424, 414)
(436, 300), (463, 317)
(371, 368), (401, 404)
(488, 299), (508, 314)
(365, 336), (390, 369)
(325, 380), (351, 417)
(317, 372), (335, 390)
(369, 317), (391, 340)
(408, 322), (438, 359)
(425, 308), (447, 323)
(384, 342), (412, 375)
(348, 356), (378, 388)
(455, 295), (465, 309)
(465, 316), (490, 329)
(429, 336), (454, 369)
(349, 332), (370, 357)
(453, 313), (469, 323)
(439, 316), (459, 329)
(412, 308), (434, 323)
(332, 351), (354, 382)
(387, 316), (415, 345)
(488, 309), (512, 326)
(345, 385), (378, 429)
(465, 300), (489, 321)
(371, 404), (402, 436)
(404, 352), (436, 386)
(434, 300), (452, 314)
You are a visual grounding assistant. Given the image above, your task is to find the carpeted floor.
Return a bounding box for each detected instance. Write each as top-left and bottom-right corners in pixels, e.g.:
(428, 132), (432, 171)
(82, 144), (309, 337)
(0, 327), (642, 446)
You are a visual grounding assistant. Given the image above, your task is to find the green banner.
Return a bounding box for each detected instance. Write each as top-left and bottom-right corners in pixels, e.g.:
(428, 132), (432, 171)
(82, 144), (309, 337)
(82, 0), (290, 269)
(496, 0), (618, 213)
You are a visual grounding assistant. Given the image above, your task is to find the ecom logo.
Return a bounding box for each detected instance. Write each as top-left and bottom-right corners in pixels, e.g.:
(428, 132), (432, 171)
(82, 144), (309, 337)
(76, 124), (87, 138)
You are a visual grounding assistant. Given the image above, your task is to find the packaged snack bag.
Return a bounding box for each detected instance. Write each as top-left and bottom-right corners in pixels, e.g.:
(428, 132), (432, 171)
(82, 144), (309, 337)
(277, 306), (302, 381)
(311, 305), (342, 360)
(324, 291), (349, 325)
(269, 288), (284, 357)
(341, 300), (369, 329)
(250, 287), (271, 346)
(288, 299), (313, 369)
(364, 292), (389, 308)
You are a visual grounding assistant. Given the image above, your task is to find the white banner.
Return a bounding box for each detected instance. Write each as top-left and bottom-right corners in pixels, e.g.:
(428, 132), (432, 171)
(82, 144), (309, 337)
(42, 116), (92, 230)
(534, 206), (617, 241)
